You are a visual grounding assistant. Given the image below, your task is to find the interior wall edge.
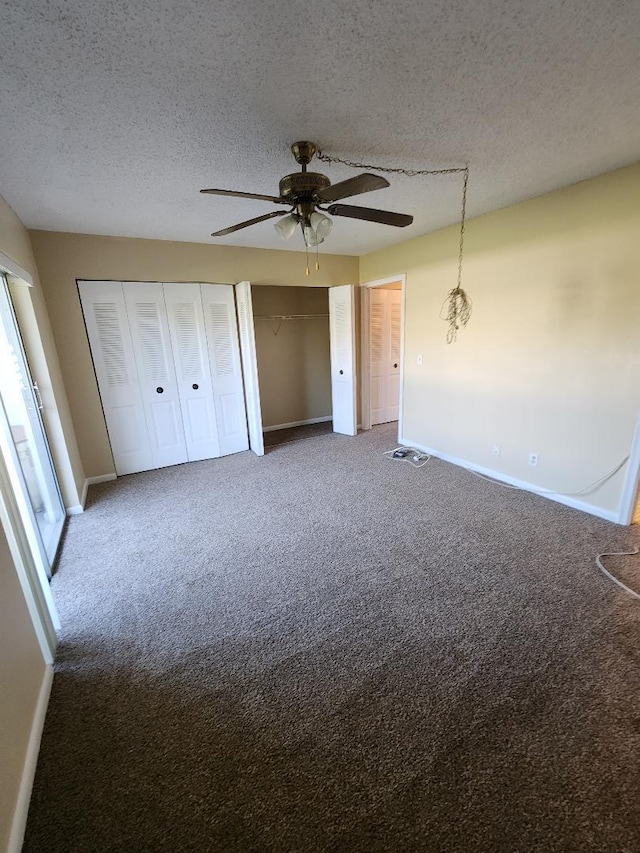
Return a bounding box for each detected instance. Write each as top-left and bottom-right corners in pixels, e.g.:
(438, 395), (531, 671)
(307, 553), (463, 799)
(616, 411), (640, 525)
(6, 664), (53, 853)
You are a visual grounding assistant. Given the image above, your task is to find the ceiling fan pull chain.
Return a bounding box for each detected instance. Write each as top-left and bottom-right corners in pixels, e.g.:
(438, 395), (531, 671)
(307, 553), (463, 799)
(316, 150), (467, 179)
(317, 150), (472, 342)
(305, 243), (310, 277)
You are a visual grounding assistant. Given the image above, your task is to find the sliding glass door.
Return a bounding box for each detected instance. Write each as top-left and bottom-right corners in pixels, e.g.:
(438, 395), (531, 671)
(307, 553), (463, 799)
(0, 274), (65, 576)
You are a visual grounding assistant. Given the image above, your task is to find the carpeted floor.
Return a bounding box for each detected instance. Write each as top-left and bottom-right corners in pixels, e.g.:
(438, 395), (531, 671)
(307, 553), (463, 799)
(24, 423), (640, 852)
(263, 420), (333, 449)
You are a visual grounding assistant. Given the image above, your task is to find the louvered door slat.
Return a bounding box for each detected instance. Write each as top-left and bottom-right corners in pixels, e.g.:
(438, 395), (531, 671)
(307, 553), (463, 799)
(93, 303), (130, 386)
(390, 298), (402, 364)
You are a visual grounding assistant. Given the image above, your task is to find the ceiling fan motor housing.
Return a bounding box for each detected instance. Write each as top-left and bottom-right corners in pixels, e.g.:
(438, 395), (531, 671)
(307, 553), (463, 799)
(279, 172), (330, 203)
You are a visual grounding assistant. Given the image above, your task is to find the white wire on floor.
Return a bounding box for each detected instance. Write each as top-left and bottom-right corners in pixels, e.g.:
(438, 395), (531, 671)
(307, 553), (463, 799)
(383, 446), (432, 468)
(595, 548), (640, 600)
(465, 455), (629, 497)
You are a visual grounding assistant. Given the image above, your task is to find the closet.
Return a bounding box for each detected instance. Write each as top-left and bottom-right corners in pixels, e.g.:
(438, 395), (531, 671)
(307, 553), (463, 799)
(78, 281), (248, 475)
(252, 285), (331, 433)
(238, 282), (357, 450)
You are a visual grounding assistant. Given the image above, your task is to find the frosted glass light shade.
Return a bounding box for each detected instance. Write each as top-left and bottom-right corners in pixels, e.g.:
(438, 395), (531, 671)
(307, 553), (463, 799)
(303, 211), (333, 247)
(274, 213), (298, 240)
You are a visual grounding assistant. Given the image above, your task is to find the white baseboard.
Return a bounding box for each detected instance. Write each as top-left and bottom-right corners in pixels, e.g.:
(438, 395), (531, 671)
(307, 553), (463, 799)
(8, 665), (53, 853)
(86, 473), (117, 485)
(263, 416), (332, 433)
(66, 473), (117, 515)
(399, 436), (620, 524)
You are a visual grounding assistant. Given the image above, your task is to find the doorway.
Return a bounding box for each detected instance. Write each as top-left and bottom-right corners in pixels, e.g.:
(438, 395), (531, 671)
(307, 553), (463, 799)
(360, 275), (406, 433)
(237, 282), (357, 455)
(251, 284), (331, 447)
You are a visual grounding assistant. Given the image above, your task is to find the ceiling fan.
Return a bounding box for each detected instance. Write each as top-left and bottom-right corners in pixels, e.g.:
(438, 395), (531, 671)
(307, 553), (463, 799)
(200, 141), (413, 247)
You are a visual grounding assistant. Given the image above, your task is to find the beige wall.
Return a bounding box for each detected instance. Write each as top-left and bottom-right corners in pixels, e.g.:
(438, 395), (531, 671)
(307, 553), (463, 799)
(360, 162), (640, 517)
(29, 232), (358, 477)
(0, 196), (52, 851)
(0, 524), (47, 851)
(252, 286), (331, 429)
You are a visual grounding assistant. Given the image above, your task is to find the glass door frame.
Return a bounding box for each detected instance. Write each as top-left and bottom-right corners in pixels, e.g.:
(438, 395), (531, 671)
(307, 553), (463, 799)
(0, 258), (60, 656)
(0, 272), (66, 576)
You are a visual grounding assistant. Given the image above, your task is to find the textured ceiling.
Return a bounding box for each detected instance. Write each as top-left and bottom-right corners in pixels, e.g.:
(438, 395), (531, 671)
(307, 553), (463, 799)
(1, 0), (639, 255)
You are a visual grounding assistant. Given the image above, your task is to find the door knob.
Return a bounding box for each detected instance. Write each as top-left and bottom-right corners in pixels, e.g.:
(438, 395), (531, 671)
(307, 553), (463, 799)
(192, 383), (199, 390)
(394, 363), (398, 368)
(339, 369), (344, 375)
(156, 387), (164, 394)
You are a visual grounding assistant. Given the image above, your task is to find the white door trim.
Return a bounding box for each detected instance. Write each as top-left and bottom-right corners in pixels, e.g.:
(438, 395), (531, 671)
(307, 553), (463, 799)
(618, 411), (640, 525)
(360, 274), (406, 437)
(0, 250), (34, 287)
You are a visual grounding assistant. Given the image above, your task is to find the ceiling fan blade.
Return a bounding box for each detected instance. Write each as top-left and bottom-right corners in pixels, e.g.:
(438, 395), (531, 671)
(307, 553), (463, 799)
(201, 188), (284, 204)
(327, 204), (413, 227)
(315, 173), (390, 203)
(211, 210), (289, 236)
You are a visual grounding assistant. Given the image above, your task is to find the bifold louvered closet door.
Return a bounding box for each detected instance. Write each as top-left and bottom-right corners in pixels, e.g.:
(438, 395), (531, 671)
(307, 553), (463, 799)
(78, 281), (249, 476)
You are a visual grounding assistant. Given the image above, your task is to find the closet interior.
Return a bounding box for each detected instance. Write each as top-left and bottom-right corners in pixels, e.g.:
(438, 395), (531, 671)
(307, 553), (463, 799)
(251, 285), (332, 447)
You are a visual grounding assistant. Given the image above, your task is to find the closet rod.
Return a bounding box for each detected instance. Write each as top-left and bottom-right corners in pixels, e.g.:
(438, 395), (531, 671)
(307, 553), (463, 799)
(253, 313), (329, 321)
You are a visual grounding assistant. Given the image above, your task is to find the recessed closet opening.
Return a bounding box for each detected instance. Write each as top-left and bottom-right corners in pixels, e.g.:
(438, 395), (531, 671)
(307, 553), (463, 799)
(251, 285), (332, 449)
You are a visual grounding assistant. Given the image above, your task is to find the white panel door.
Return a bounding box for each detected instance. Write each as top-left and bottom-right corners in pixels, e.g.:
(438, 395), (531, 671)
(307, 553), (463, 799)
(234, 281), (264, 456)
(78, 281), (154, 475)
(329, 284), (357, 436)
(201, 284), (250, 456)
(123, 281), (188, 469)
(163, 282), (221, 462)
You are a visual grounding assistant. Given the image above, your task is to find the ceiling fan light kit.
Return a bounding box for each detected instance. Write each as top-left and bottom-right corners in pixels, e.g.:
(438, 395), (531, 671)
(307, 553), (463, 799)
(201, 142), (471, 340)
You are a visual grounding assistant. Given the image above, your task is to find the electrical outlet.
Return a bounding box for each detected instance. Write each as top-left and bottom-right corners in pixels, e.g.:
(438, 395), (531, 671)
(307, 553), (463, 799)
(492, 444), (501, 456)
(528, 452), (539, 467)
(417, 354), (423, 365)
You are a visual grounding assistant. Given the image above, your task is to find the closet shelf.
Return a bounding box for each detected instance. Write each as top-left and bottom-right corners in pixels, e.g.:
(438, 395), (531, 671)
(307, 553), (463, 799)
(254, 314), (329, 321)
